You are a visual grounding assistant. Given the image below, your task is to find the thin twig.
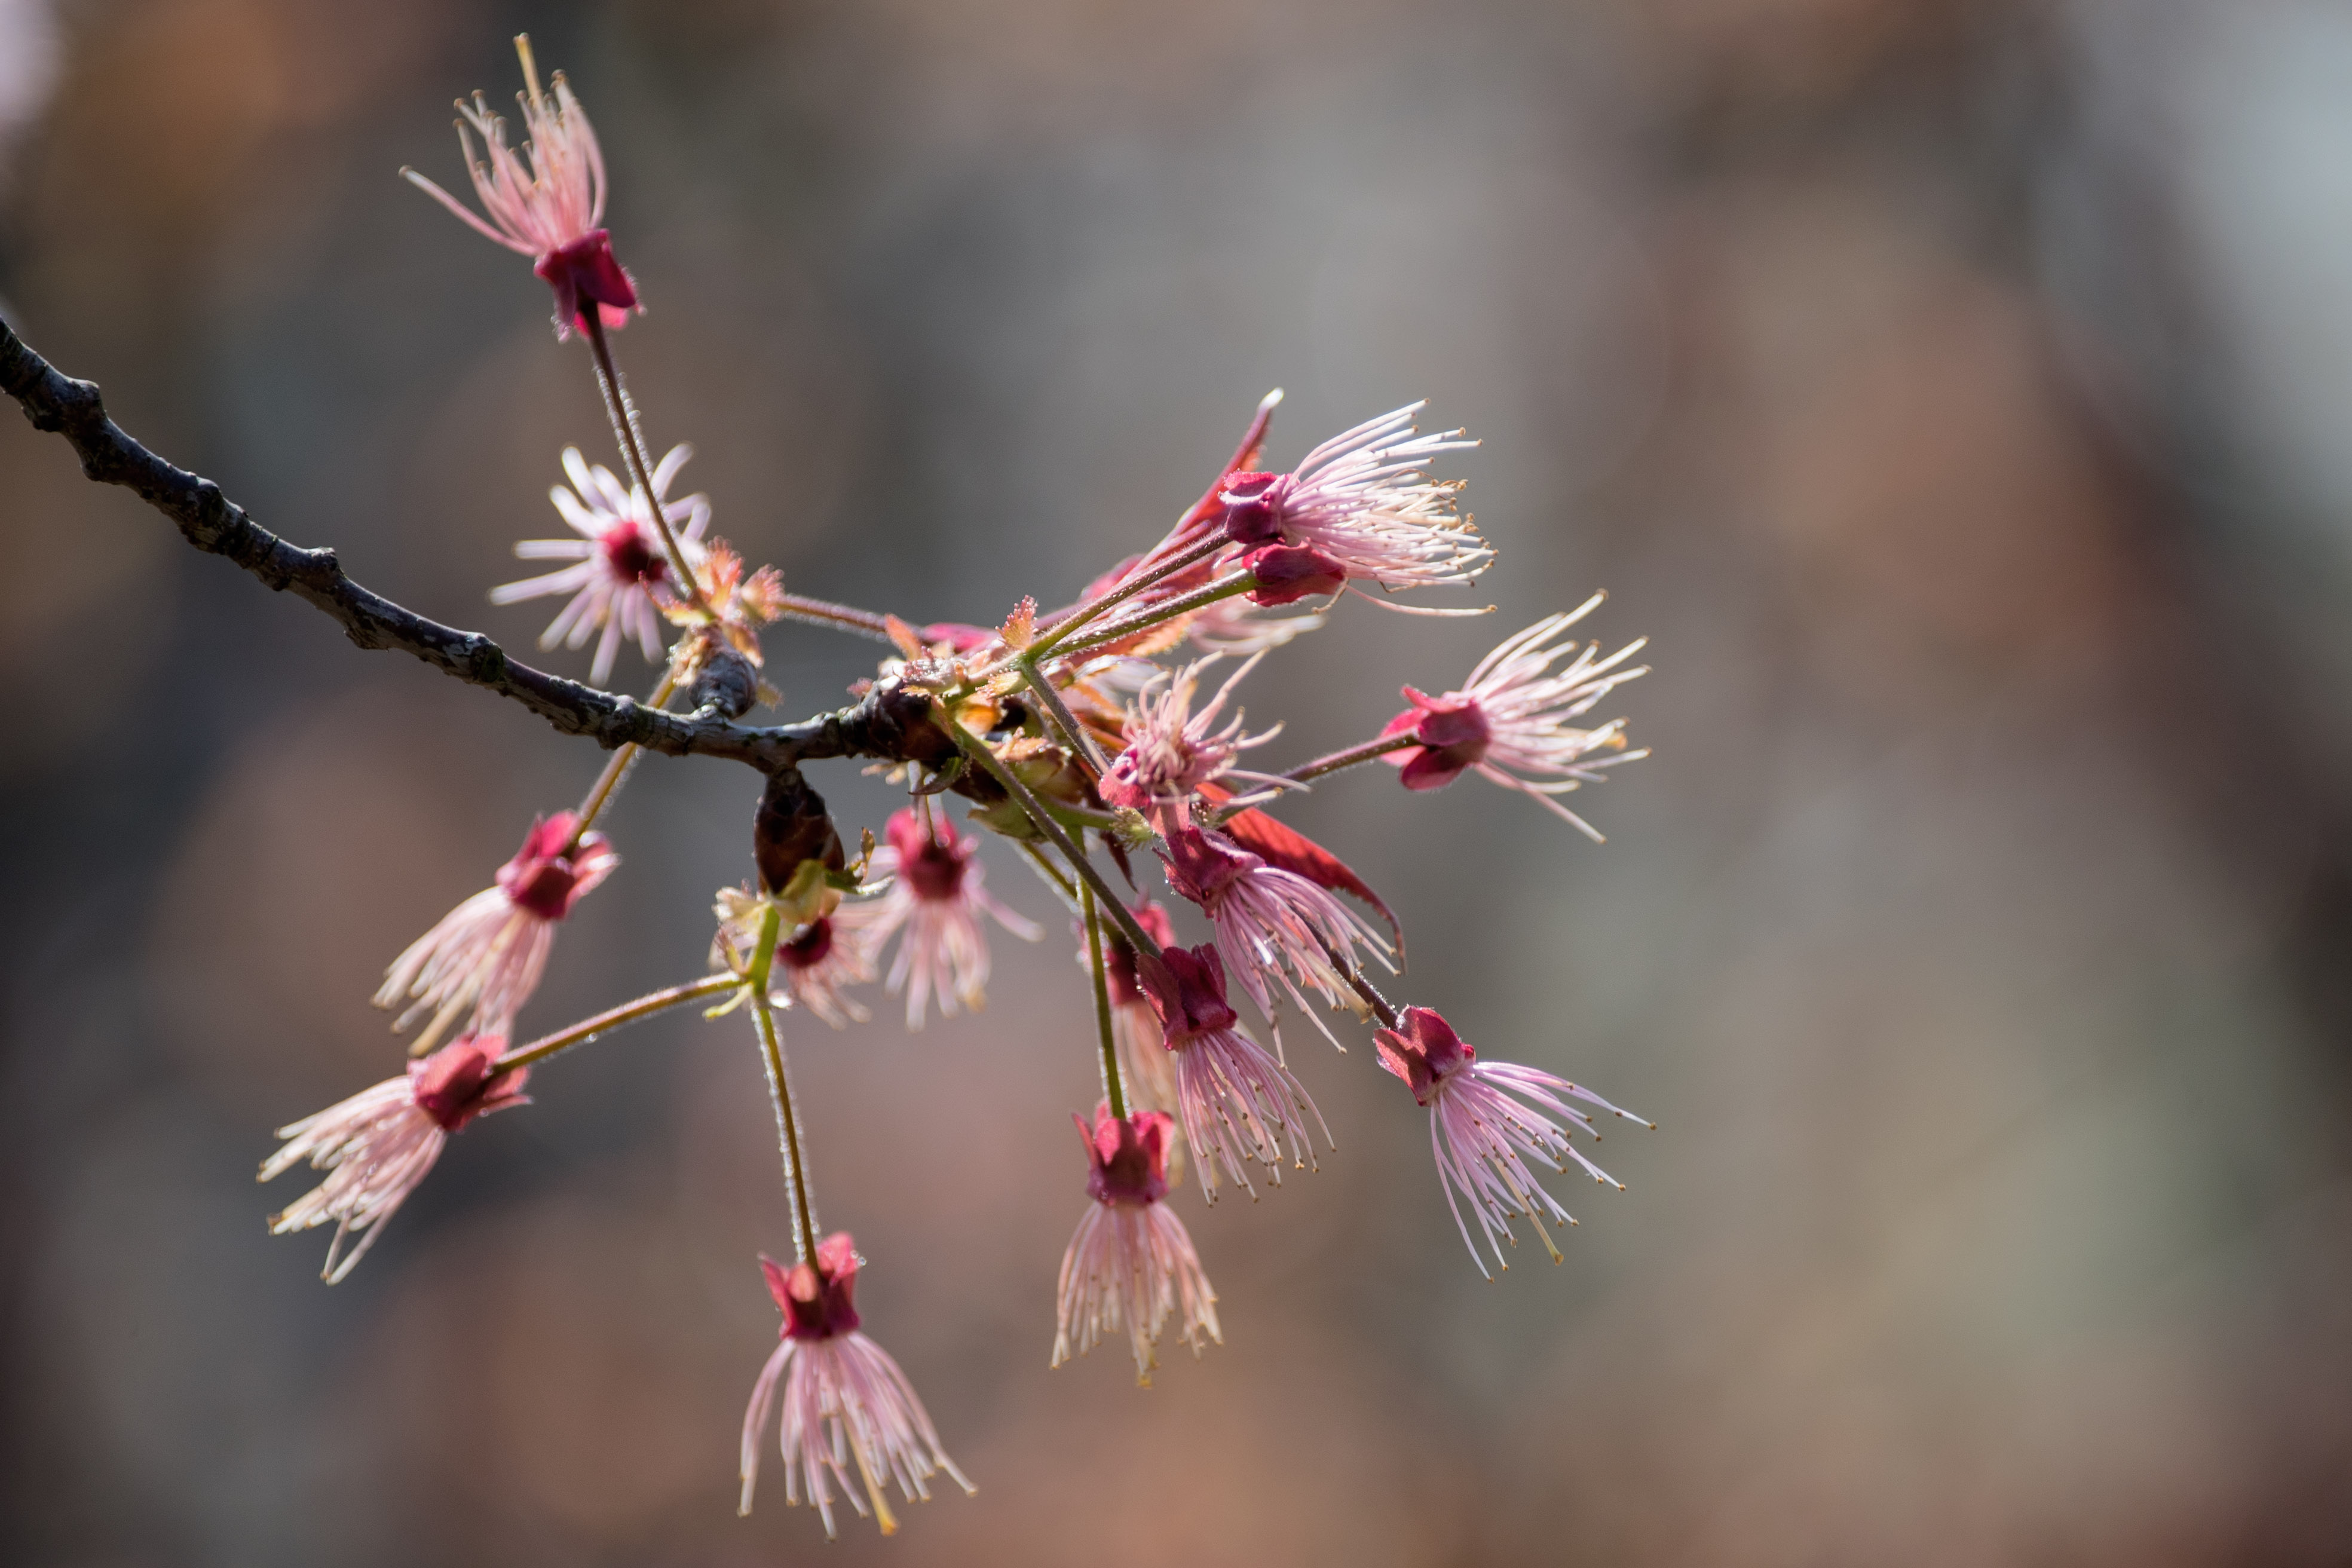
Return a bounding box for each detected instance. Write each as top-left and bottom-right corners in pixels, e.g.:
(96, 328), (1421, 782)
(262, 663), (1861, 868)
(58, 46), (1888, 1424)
(0, 314), (967, 776)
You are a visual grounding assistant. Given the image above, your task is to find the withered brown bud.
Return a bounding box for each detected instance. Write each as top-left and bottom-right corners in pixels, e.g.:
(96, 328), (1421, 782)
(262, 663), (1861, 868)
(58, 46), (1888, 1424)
(688, 645), (760, 719)
(865, 679), (963, 770)
(753, 765), (845, 895)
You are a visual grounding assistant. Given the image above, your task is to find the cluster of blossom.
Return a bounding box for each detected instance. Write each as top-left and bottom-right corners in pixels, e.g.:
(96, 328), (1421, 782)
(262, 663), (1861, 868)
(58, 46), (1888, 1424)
(261, 39), (1655, 1538)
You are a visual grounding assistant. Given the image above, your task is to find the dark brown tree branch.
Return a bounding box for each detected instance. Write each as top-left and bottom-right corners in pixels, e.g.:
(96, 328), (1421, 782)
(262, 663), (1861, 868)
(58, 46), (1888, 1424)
(0, 313), (920, 774)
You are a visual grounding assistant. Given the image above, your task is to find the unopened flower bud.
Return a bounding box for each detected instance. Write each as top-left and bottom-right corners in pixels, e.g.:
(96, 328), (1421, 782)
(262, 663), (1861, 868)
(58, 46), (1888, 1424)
(690, 642), (761, 719)
(754, 768), (845, 897)
(1241, 543), (1347, 607)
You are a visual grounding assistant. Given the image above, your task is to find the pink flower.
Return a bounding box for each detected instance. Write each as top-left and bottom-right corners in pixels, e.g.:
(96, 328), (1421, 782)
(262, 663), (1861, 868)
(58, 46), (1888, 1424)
(491, 445), (710, 687)
(1054, 1105), (1220, 1385)
(1382, 599), (1649, 839)
(739, 1233), (973, 1535)
(1099, 655), (1285, 820)
(1142, 943), (1328, 1202)
(375, 812), (617, 1048)
(770, 914), (879, 1028)
(1160, 826), (1390, 1030)
(1375, 1006), (1647, 1278)
(1216, 403), (1489, 603)
(843, 809), (1040, 1028)
(402, 38), (640, 339)
(260, 1033), (529, 1283)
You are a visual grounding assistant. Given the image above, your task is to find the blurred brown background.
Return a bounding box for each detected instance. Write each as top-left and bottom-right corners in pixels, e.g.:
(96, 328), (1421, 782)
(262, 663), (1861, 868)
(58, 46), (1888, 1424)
(7, 0), (2352, 1563)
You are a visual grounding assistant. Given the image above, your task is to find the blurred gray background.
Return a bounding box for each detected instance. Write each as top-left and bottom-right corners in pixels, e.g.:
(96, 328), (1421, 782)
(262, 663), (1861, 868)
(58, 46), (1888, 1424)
(6, 0), (2352, 1563)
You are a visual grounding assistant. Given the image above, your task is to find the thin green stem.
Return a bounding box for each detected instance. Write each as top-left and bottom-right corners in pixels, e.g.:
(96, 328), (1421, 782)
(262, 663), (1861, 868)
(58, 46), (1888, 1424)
(1048, 569), (1256, 663)
(1016, 659), (1110, 776)
(938, 707), (1164, 966)
(1022, 531), (1227, 663)
(495, 972), (741, 1073)
(1016, 838), (1082, 912)
(746, 902), (817, 1262)
(1083, 883), (1126, 1119)
(581, 313), (711, 615)
(1281, 732), (1419, 785)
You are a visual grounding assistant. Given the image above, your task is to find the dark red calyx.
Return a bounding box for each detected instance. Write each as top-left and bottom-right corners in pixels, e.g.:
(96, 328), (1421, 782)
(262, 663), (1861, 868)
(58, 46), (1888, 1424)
(534, 229), (640, 336)
(1141, 941), (1239, 1045)
(411, 1033), (529, 1132)
(1077, 1104), (1172, 1206)
(886, 808), (968, 902)
(1242, 544), (1346, 606)
(1097, 748), (1151, 809)
(764, 1232), (863, 1340)
(1373, 1006), (1475, 1107)
(1217, 470), (1287, 546)
(1159, 826), (1260, 912)
(599, 520), (666, 586)
(497, 811), (610, 921)
(779, 916), (834, 971)
(1382, 688), (1492, 790)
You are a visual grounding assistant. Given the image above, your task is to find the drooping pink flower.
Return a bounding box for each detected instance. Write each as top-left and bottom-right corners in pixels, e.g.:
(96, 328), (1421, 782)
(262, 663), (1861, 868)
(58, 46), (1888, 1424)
(402, 38), (641, 339)
(1375, 1005), (1647, 1278)
(375, 812), (617, 1048)
(1215, 403), (1489, 603)
(491, 444), (710, 686)
(1098, 654), (1287, 821)
(1054, 1105), (1220, 1385)
(841, 809), (1040, 1028)
(1382, 598), (1649, 840)
(1142, 943), (1327, 1202)
(260, 1033), (529, 1283)
(1160, 825), (1392, 1029)
(739, 1233), (974, 1535)
(770, 914), (879, 1028)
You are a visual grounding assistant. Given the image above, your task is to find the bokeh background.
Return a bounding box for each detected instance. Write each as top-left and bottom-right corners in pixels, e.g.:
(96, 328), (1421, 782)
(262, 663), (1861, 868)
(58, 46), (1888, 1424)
(7, 0), (2352, 1562)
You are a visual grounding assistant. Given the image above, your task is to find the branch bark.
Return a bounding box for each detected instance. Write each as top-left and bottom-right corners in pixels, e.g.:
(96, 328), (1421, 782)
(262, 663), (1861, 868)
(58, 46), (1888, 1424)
(0, 314), (912, 774)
